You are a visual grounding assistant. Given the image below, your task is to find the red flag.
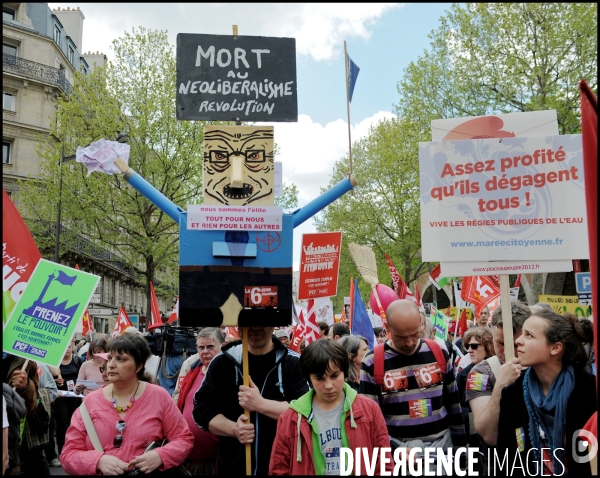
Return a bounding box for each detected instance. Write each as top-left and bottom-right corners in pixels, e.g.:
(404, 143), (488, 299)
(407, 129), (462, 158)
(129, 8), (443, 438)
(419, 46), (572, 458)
(82, 309), (95, 337)
(289, 309), (305, 353)
(457, 308), (468, 337)
(580, 79), (598, 441)
(445, 305), (451, 319)
(414, 283), (423, 307)
(514, 274), (521, 288)
(226, 326), (240, 340)
(385, 254), (417, 303)
(304, 300), (321, 345)
(461, 276), (500, 318)
(167, 296), (179, 324)
(2, 188), (42, 322)
(112, 305), (133, 337)
(340, 307), (347, 323)
(74, 264), (95, 336)
(149, 281), (162, 328)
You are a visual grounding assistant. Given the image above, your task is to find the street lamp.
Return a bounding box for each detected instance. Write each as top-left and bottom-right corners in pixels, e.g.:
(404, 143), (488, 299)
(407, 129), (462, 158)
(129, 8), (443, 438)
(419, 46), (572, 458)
(53, 133), (129, 263)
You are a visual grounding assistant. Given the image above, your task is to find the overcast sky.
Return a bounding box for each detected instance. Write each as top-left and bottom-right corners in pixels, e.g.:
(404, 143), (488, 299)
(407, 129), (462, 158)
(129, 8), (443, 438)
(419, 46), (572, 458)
(49, 2), (452, 268)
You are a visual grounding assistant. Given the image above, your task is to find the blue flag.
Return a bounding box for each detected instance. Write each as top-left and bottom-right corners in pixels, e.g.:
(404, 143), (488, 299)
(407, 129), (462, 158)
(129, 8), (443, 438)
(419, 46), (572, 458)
(351, 279), (375, 349)
(346, 52), (360, 103)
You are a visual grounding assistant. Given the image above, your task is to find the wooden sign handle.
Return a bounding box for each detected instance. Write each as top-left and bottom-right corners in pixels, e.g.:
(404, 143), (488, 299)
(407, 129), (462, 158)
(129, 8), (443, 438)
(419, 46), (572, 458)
(500, 275), (515, 361)
(240, 327), (251, 475)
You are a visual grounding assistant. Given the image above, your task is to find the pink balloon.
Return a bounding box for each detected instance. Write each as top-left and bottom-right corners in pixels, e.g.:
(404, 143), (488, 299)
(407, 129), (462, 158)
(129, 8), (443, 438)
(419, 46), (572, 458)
(369, 284), (399, 317)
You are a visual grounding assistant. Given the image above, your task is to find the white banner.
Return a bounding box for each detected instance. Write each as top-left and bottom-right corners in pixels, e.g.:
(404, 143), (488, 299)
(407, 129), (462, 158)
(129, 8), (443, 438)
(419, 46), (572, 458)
(187, 205), (283, 231)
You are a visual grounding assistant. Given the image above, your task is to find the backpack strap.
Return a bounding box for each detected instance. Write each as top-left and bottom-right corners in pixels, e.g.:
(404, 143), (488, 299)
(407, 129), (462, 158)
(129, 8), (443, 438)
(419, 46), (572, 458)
(423, 338), (447, 372)
(374, 343), (385, 386)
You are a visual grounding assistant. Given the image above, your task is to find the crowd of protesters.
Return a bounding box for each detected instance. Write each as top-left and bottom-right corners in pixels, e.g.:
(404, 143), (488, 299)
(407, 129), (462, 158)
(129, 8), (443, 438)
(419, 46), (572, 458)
(2, 299), (596, 476)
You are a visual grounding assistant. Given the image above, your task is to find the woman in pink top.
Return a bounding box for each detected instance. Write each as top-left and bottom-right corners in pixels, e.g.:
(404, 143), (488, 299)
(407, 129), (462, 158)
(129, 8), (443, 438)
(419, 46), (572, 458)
(177, 327), (225, 475)
(61, 334), (193, 475)
(75, 338), (108, 395)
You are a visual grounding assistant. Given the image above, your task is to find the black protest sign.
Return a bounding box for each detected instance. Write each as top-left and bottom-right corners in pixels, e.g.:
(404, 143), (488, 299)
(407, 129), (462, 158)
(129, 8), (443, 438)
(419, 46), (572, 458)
(176, 33), (297, 122)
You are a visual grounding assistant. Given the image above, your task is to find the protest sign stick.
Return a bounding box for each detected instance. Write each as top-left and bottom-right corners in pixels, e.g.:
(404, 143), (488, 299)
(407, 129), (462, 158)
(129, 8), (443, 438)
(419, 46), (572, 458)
(500, 275), (515, 361)
(240, 326), (251, 476)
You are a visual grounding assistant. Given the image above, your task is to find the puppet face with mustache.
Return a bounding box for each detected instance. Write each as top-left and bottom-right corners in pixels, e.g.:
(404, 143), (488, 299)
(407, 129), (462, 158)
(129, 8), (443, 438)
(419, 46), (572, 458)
(203, 125), (274, 206)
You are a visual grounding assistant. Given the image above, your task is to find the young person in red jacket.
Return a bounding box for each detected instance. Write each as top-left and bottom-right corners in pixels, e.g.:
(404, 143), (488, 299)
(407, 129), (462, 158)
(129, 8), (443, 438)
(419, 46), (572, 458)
(269, 339), (393, 475)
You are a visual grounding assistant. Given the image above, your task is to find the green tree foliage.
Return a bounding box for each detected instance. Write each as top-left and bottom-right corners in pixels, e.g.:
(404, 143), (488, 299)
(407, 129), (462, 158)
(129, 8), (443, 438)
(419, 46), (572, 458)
(275, 183), (299, 213)
(315, 118), (426, 311)
(20, 28), (207, 313)
(395, 3), (598, 135)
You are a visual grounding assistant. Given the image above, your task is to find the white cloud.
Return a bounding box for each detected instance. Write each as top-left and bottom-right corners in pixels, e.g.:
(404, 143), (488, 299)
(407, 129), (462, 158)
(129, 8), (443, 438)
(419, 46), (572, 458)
(268, 110), (395, 205)
(49, 3), (402, 61)
(259, 110), (396, 269)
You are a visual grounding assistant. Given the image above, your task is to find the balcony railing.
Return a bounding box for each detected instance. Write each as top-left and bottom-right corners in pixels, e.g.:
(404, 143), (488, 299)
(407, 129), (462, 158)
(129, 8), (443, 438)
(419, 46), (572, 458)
(3, 54), (71, 94)
(36, 220), (138, 279)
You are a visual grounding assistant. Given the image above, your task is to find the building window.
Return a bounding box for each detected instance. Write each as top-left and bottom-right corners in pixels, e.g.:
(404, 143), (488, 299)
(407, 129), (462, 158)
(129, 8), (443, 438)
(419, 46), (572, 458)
(68, 46), (74, 64)
(3, 43), (17, 57)
(3, 7), (15, 22)
(54, 24), (61, 46)
(3, 142), (11, 164)
(3, 92), (15, 111)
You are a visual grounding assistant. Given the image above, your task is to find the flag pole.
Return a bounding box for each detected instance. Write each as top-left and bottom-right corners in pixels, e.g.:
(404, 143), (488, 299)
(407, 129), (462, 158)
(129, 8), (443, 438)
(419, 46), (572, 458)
(344, 41), (353, 180)
(349, 277), (355, 330)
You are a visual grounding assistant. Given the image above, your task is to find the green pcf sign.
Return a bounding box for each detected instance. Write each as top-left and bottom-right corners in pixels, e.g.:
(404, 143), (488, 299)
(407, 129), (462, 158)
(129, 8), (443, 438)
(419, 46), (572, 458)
(3, 259), (100, 367)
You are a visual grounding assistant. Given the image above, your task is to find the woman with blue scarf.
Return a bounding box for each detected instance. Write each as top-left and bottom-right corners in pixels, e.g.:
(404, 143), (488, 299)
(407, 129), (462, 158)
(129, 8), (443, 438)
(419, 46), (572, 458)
(497, 309), (596, 476)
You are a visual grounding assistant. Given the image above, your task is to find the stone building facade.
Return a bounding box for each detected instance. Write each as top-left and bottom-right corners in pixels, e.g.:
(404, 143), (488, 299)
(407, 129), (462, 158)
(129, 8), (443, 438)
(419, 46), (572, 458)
(3, 3), (173, 334)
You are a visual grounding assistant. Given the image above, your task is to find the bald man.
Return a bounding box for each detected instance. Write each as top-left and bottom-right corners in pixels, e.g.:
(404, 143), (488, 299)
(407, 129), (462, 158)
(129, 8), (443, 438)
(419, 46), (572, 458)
(360, 300), (465, 470)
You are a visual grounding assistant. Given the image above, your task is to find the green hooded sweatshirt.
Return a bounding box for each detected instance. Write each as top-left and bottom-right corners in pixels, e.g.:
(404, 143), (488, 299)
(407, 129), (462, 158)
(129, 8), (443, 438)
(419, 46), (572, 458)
(289, 382), (358, 475)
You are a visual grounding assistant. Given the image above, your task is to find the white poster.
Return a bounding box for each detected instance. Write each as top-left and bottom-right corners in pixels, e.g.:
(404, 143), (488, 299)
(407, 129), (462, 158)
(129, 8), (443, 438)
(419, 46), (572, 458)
(420, 135), (588, 262)
(441, 259), (573, 277)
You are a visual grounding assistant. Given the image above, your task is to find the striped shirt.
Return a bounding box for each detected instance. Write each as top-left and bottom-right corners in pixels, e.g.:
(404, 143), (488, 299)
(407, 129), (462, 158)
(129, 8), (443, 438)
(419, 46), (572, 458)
(359, 339), (466, 446)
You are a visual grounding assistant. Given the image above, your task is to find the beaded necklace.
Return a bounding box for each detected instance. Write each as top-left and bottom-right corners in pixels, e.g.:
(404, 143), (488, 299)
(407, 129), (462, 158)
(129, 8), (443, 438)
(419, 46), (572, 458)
(111, 381), (140, 413)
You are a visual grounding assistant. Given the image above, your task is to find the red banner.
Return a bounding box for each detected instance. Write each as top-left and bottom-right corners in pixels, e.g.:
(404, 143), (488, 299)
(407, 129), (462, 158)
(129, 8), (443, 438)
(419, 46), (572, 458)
(298, 232), (342, 300)
(2, 188), (42, 322)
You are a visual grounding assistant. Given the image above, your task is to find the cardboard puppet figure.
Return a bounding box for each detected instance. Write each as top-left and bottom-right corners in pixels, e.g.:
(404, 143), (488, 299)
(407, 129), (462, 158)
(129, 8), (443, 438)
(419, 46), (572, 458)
(179, 124), (289, 327)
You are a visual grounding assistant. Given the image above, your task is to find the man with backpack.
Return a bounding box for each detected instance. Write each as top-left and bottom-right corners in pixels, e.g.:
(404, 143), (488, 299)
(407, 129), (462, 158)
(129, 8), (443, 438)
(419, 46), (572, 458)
(360, 300), (466, 473)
